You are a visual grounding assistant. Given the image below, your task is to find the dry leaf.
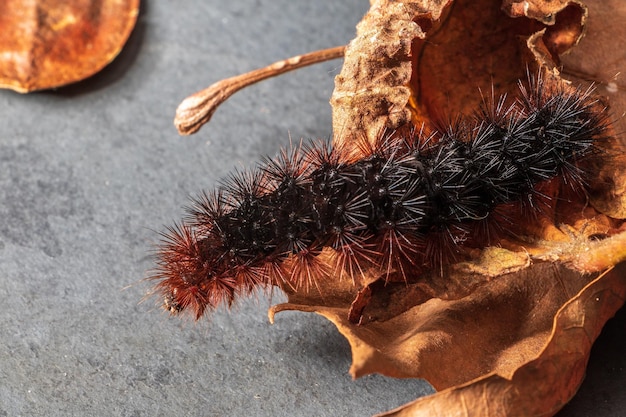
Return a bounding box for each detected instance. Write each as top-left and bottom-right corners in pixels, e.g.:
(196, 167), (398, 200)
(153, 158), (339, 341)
(374, 265), (626, 416)
(0, 0), (139, 93)
(167, 0), (624, 415)
(270, 0), (626, 416)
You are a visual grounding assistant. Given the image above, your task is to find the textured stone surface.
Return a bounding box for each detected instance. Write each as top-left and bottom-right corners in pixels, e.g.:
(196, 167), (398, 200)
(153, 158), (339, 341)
(0, 1), (622, 416)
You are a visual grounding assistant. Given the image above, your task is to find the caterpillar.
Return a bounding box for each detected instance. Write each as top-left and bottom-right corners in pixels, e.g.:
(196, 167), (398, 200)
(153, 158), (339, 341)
(150, 76), (609, 320)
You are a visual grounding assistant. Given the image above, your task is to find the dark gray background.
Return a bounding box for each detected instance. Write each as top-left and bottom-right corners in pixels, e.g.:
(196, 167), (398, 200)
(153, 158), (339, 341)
(0, 1), (623, 416)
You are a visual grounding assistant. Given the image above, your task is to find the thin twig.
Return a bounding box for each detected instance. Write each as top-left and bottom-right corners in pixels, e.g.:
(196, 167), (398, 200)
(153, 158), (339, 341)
(174, 45), (347, 135)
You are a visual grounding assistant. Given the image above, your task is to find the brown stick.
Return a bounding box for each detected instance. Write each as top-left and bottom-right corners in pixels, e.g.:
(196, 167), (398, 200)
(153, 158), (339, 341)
(174, 45), (347, 135)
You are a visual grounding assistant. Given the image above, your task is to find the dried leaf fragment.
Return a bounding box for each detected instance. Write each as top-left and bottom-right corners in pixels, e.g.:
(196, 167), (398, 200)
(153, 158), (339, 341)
(330, 0), (451, 145)
(375, 265), (626, 417)
(272, 240), (626, 386)
(0, 0), (140, 93)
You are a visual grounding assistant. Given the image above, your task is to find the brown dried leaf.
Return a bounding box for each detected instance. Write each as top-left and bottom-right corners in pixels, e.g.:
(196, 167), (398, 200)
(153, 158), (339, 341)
(330, 0), (450, 144)
(271, 234), (626, 383)
(555, 0), (626, 219)
(374, 265), (626, 417)
(273, 0), (626, 416)
(0, 0), (139, 93)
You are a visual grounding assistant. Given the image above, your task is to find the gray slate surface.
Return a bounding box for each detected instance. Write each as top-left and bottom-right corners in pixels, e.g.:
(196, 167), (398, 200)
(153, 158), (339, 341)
(0, 1), (623, 416)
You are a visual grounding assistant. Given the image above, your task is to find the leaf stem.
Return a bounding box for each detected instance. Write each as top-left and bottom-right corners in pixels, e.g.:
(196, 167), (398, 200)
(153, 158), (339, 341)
(174, 45), (347, 135)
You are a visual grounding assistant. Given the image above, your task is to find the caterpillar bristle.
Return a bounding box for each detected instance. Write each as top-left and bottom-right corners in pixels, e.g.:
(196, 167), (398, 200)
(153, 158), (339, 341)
(304, 137), (346, 168)
(150, 75), (611, 320)
(422, 223), (466, 273)
(232, 263), (267, 294)
(256, 257), (284, 287)
(220, 169), (267, 207)
(286, 248), (328, 293)
(155, 223), (198, 267)
(185, 190), (224, 232)
(261, 140), (309, 185)
(375, 227), (421, 283)
(330, 243), (373, 284)
(468, 203), (515, 247)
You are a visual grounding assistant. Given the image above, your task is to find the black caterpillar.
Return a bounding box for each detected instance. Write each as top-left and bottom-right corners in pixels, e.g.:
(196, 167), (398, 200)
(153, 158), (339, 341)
(151, 77), (609, 319)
